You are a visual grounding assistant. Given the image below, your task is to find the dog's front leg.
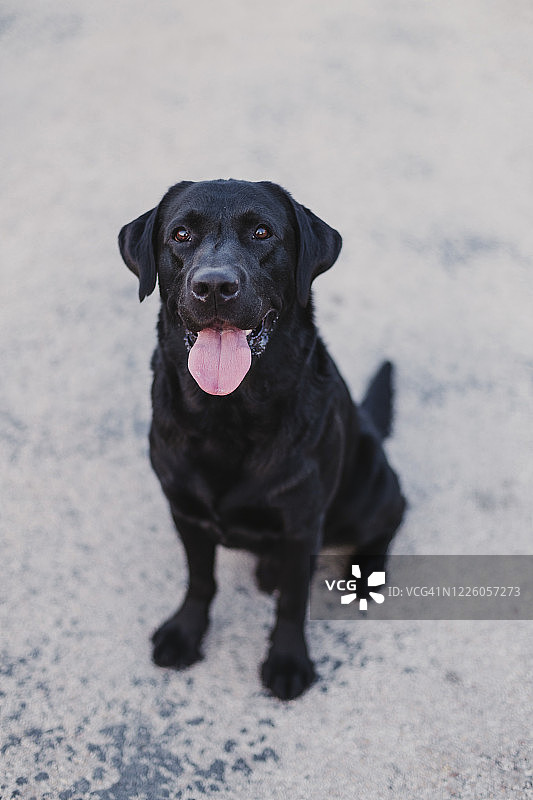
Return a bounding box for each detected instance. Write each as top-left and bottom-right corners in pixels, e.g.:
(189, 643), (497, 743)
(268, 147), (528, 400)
(261, 537), (316, 700)
(152, 515), (216, 670)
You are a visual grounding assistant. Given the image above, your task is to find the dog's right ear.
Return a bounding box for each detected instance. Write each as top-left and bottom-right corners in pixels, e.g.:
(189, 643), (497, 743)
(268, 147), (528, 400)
(118, 206), (159, 302)
(289, 199), (343, 307)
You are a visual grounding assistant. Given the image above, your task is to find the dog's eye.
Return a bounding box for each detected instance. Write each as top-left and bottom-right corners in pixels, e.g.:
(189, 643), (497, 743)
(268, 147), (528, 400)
(253, 225), (272, 240)
(173, 227), (191, 242)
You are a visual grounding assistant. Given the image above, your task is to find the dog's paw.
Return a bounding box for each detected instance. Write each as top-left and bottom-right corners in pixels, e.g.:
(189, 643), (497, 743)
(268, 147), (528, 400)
(151, 619), (204, 669)
(261, 650), (316, 700)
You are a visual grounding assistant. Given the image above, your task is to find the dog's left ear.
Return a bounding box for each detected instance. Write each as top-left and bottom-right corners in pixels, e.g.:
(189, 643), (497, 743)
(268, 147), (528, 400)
(118, 206), (159, 302)
(289, 197), (342, 307)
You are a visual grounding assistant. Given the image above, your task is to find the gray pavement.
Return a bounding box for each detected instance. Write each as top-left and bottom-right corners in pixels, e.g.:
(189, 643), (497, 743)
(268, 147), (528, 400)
(1, 1), (532, 797)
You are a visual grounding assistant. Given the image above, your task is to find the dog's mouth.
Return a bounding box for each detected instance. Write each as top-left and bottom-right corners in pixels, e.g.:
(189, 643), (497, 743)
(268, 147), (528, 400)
(184, 310), (278, 396)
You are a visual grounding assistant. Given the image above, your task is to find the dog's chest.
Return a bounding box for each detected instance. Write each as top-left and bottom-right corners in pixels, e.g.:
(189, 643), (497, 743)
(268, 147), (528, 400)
(213, 502), (284, 550)
(152, 417), (285, 550)
(191, 448), (285, 550)
(175, 476), (285, 551)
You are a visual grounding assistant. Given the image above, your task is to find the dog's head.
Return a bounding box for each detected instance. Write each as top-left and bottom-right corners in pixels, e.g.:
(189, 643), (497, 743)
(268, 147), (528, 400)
(118, 180), (342, 395)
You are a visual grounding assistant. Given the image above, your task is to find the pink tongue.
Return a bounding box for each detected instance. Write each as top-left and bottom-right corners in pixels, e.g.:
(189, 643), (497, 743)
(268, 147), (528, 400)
(188, 328), (252, 395)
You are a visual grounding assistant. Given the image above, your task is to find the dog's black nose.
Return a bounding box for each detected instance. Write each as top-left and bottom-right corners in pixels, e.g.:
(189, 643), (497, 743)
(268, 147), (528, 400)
(191, 268), (240, 303)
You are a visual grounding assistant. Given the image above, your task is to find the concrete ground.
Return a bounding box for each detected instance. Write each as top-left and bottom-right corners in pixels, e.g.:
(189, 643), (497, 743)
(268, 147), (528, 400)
(1, 1), (532, 797)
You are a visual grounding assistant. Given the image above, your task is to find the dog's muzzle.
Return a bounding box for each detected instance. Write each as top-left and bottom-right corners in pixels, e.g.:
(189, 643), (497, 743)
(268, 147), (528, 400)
(184, 309), (278, 396)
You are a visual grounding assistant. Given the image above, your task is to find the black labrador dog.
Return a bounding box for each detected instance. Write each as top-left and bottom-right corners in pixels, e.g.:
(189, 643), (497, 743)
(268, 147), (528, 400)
(118, 179), (405, 699)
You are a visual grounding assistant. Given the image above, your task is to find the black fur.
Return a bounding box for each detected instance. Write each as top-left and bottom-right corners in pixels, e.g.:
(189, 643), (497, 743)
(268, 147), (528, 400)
(118, 179), (405, 699)
(361, 360), (394, 440)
